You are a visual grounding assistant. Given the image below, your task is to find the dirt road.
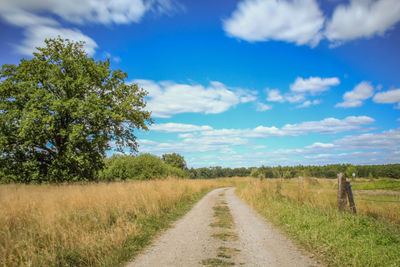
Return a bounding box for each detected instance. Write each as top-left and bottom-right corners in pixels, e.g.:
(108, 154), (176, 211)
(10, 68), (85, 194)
(127, 187), (319, 267)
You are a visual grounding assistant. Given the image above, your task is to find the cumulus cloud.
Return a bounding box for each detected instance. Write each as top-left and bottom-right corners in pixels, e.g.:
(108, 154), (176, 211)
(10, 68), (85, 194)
(334, 128), (400, 151)
(0, 0), (175, 25)
(296, 99), (321, 108)
(151, 123), (213, 133)
(290, 77), (340, 94)
(134, 79), (257, 118)
(17, 25), (98, 56)
(0, 0), (177, 55)
(138, 135), (248, 154)
(373, 88), (400, 108)
(256, 102), (273, 111)
(200, 116), (374, 138)
(266, 89), (285, 102)
(265, 77), (337, 107)
(223, 0), (324, 46)
(223, 0), (400, 47)
(335, 81), (374, 108)
(325, 0), (400, 43)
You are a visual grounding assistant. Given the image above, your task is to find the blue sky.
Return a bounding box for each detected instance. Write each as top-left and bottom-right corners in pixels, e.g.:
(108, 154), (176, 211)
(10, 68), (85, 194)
(1, 0), (400, 168)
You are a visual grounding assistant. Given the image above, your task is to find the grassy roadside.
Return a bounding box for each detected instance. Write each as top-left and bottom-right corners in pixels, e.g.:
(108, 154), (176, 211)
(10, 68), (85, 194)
(0, 178), (234, 267)
(236, 179), (400, 267)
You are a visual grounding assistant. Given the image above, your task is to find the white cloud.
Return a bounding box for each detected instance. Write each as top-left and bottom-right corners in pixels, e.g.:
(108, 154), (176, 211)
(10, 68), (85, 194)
(200, 116), (374, 138)
(223, 0), (324, 47)
(281, 116), (374, 135)
(151, 123), (212, 133)
(305, 142), (334, 149)
(0, 0), (177, 56)
(285, 93), (306, 103)
(290, 77), (340, 94)
(17, 25), (98, 56)
(265, 77), (336, 107)
(256, 102), (273, 111)
(335, 81), (374, 108)
(223, 0), (400, 48)
(333, 128), (400, 151)
(266, 89), (285, 102)
(0, 0), (175, 26)
(325, 0), (400, 43)
(296, 99), (321, 108)
(134, 79), (257, 118)
(138, 135), (248, 154)
(373, 88), (400, 108)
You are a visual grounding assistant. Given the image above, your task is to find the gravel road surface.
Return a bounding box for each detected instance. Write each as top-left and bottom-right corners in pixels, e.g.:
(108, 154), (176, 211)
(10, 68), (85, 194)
(128, 187), (319, 267)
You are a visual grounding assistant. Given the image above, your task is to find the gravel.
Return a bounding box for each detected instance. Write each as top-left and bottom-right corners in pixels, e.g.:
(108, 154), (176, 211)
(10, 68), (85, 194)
(127, 187), (320, 267)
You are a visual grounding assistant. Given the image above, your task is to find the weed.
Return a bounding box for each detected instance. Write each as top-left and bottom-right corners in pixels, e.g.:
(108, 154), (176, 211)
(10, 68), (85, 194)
(211, 231), (238, 241)
(201, 258), (234, 266)
(210, 205), (233, 229)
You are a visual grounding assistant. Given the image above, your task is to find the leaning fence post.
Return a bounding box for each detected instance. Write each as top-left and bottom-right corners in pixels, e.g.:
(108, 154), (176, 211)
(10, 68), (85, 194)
(337, 173), (347, 211)
(346, 182), (357, 214)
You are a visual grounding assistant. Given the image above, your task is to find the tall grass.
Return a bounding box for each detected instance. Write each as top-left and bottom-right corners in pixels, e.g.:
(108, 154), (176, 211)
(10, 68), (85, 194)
(236, 178), (400, 266)
(258, 177), (400, 222)
(0, 178), (232, 266)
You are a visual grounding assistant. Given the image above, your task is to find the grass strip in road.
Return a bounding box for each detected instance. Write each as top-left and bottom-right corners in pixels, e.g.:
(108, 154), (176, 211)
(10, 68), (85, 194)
(210, 204), (233, 228)
(236, 180), (400, 267)
(201, 258), (235, 266)
(217, 246), (240, 259)
(211, 231), (238, 241)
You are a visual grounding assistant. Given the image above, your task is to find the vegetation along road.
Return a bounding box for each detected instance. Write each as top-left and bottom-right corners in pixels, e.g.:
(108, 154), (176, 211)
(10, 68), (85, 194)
(128, 187), (319, 267)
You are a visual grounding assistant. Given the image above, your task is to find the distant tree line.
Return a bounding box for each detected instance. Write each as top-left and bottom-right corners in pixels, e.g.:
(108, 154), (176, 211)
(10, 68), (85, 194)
(189, 164), (400, 179)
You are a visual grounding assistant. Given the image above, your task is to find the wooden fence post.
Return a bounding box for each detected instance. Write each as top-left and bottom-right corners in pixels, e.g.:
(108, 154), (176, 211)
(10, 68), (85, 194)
(337, 173), (347, 211)
(346, 182), (357, 214)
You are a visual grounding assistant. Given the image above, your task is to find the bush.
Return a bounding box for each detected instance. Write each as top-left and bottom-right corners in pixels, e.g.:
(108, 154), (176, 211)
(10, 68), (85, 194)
(99, 154), (187, 181)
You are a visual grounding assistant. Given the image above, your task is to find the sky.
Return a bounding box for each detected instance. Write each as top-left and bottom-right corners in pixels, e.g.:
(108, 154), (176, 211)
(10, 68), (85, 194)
(1, 0), (400, 168)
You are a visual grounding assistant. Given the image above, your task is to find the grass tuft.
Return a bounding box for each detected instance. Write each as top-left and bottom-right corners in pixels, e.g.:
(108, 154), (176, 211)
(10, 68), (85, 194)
(201, 258), (235, 266)
(211, 231), (238, 241)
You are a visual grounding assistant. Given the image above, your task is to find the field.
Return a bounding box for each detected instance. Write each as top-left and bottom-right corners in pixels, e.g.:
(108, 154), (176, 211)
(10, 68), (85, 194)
(1, 177), (399, 267)
(236, 177), (400, 266)
(0, 178), (233, 267)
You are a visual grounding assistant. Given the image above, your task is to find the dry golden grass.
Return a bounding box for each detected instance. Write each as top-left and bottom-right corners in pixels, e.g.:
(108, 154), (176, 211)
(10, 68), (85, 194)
(0, 178), (233, 267)
(257, 177), (400, 222)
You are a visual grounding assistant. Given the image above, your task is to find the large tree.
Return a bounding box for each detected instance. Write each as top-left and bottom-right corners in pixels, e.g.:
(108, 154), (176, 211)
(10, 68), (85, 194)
(0, 38), (152, 183)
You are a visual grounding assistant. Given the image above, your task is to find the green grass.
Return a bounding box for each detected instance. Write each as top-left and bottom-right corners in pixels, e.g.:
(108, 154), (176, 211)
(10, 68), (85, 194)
(217, 246), (240, 259)
(201, 258), (235, 266)
(237, 183), (400, 267)
(211, 231), (238, 241)
(210, 205), (233, 228)
(352, 178), (400, 191)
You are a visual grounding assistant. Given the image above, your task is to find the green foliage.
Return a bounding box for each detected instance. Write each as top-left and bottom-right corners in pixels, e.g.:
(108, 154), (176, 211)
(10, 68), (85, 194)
(99, 154), (186, 181)
(188, 166), (251, 179)
(0, 37), (151, 183)
(189, 164), (400, 180)
(162, 153), (187, 170)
